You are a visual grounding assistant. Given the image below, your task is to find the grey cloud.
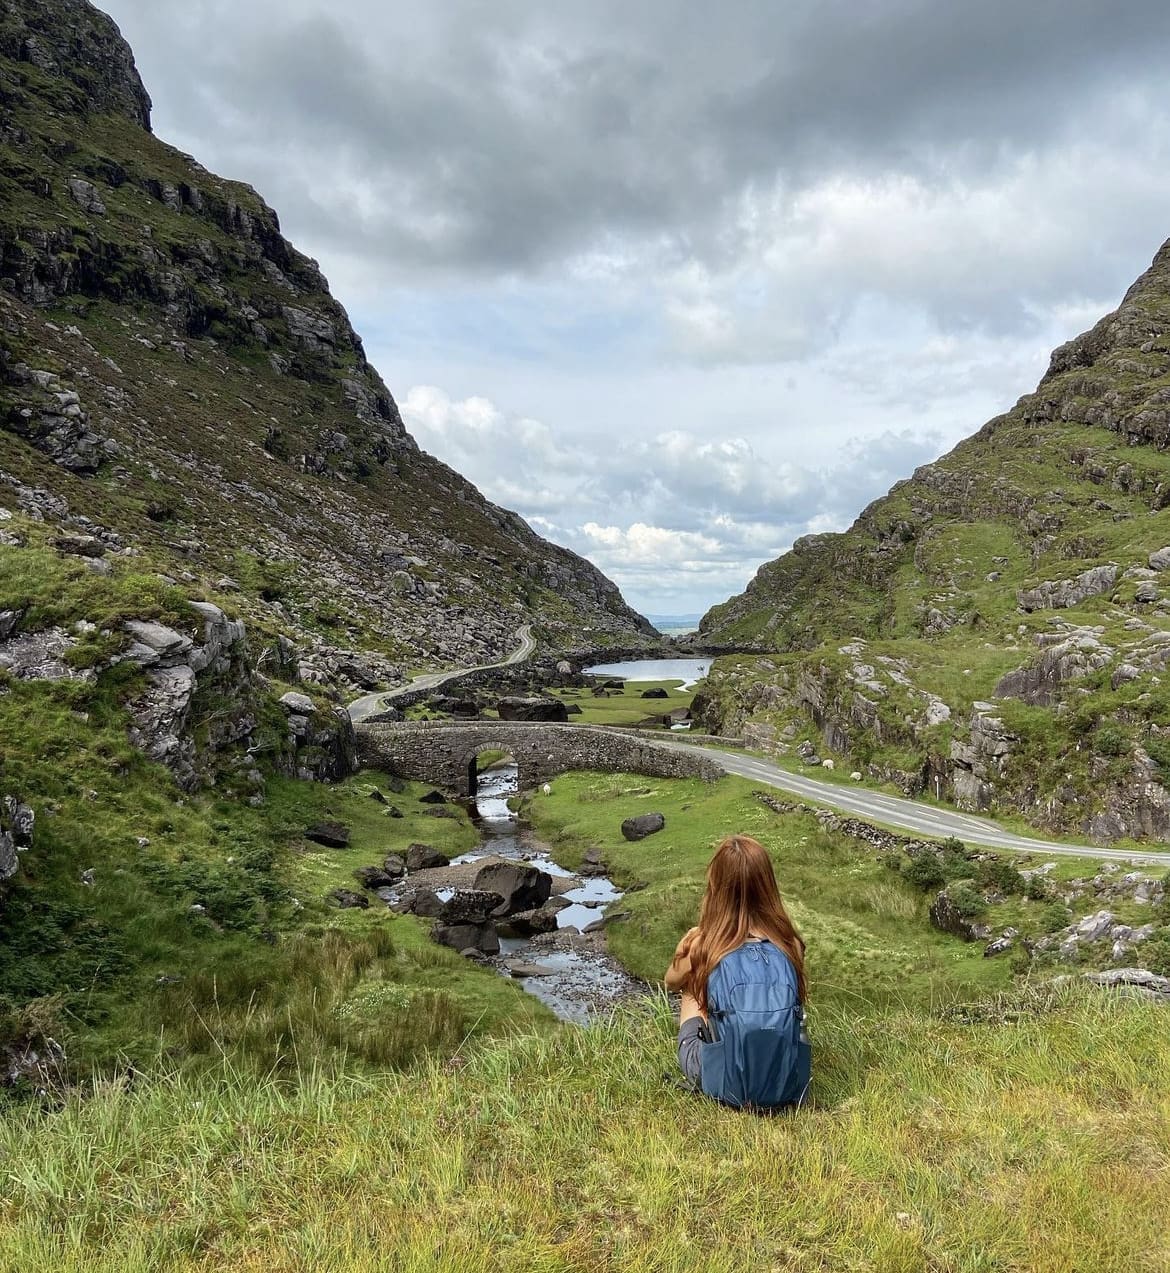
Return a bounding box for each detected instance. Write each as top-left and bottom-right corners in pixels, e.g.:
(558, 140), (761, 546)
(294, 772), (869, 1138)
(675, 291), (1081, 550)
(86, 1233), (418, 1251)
(104, 0), (1170, 294)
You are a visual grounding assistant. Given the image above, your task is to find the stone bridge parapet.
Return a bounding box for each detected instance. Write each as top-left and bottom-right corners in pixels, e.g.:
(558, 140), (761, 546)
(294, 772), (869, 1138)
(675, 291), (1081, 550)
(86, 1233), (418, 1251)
(356, 721), (723, 795)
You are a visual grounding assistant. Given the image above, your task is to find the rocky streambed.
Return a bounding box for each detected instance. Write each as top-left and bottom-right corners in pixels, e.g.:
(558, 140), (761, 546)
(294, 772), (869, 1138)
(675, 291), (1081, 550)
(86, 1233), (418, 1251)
(378, 763), (649, 1023)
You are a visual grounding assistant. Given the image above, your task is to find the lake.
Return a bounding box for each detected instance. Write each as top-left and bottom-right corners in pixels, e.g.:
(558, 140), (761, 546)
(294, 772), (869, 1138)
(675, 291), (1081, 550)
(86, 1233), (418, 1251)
(583, 657), (711, 689)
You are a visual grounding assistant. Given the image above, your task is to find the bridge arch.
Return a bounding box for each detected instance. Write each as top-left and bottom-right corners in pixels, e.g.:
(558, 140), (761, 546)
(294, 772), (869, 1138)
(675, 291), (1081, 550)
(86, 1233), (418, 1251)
(464, 744), (517, 797)
(356, 721), (722, 795)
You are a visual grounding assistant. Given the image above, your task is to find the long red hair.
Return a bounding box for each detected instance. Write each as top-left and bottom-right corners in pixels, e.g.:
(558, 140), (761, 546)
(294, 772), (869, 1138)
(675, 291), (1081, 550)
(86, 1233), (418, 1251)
(686, 834), (806, 1012)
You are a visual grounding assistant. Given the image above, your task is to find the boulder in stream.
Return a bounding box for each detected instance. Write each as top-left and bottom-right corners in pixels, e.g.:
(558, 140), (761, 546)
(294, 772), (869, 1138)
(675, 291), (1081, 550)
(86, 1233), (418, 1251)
(353, 865), (401, 890)
(439, 889), (504, 925)
(432, 921), (500, 956)
(496, 901), (562, 938)
(474, 861), (552, 915)
(410, 888), (443, 917)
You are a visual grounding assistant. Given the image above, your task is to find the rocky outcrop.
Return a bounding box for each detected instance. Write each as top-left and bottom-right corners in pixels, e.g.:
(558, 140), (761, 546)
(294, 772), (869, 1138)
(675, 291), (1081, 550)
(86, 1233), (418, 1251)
(122, 604), (249, 789)
(949, 704), (1018, 812)
(0, 0), (154, 131)
(0, 796), (34, 900)
(929, 883), (992, 942)
(1017, 565), (1118, 612)
(994, 629), (1113, 705)
(1, 363), (110, 473)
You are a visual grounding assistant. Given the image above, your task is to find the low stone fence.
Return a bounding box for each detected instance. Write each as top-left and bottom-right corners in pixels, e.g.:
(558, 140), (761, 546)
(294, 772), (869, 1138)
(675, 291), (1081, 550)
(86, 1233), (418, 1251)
(356, 720), (724, 795)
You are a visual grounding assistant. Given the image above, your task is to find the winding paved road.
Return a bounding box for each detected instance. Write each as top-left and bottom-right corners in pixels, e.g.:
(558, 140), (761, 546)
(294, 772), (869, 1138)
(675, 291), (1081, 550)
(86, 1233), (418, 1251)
(349, 631), (1168, 863)
(662, 739), (1170, 865)
(347, 625), (536, 724)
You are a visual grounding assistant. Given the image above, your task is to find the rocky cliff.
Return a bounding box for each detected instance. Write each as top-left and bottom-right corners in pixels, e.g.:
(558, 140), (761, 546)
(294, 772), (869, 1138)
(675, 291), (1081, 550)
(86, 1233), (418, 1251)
(0, 0), (654, 707)
(697, 239), (1170, 842)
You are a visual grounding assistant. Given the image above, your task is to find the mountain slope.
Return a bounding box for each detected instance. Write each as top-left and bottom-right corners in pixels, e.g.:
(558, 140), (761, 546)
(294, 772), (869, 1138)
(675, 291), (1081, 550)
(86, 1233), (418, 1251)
(0, 0), (654, 693)
(697, 238), (1170, 842)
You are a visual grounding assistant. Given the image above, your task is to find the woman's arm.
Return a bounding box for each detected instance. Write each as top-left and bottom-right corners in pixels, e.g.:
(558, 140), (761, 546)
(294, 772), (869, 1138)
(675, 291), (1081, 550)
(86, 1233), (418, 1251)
(663, 925), (700, 990)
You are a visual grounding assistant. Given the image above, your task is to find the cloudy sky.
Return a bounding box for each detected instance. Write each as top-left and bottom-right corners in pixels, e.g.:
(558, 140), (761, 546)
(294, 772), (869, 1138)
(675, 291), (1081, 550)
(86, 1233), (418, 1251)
(102, 1), (1170, 617)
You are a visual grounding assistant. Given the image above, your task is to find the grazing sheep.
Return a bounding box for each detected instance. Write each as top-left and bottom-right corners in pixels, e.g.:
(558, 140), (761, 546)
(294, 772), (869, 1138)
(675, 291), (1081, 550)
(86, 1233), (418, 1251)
(850, 771), (862, 782)
(541, 783), (552, 796)
(821, 758), (834, 771)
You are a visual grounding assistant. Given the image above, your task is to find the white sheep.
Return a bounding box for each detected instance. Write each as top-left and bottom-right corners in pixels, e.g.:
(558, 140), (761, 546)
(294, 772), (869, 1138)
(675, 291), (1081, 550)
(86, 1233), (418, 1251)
(541, 783), (552, 796)
(821, 758), (835, 771)
(850, 771), (862, 782)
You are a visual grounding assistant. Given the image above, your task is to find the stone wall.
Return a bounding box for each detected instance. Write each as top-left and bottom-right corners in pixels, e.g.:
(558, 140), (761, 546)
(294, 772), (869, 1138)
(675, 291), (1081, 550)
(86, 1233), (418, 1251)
(356, 721), (724, 795)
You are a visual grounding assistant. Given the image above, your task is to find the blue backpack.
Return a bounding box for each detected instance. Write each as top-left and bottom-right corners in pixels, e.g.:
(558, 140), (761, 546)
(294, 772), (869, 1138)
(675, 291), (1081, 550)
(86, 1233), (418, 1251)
(700, 939), (811, 1111)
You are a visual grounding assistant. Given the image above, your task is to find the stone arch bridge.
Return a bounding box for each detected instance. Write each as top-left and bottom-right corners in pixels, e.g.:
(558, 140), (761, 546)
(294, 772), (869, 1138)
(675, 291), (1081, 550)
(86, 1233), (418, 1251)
(356, 721), (723, 796)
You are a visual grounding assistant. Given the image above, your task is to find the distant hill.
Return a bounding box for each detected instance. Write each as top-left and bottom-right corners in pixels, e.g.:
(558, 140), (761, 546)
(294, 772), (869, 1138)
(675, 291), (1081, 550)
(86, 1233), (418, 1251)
(697, 238), (1170, 842)
(644, 613), (701, 634)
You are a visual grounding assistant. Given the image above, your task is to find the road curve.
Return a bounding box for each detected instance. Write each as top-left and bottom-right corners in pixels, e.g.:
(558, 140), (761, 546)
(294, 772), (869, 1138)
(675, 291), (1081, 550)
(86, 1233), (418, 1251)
(662, 739), (1170, 865)
(347, 625), (536, 723)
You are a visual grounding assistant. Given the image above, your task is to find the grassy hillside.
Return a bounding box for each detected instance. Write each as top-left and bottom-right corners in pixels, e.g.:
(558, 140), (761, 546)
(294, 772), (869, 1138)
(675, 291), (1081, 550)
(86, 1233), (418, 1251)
(694, 240), (1170, 844)
(4, 760), (1167, 1267)
(2, 994), (1167, 1271)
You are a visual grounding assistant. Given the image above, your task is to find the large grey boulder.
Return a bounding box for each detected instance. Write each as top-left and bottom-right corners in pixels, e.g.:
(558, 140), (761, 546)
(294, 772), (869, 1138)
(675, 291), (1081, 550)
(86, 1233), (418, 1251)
(621, 812), (665, 841)
(305, 821), (350, 848)
(279, 691), (316, 715)
(473, 861), (552, 915)
(405, 843), (450, 871)
(431, 922), (500, 956)
(439, 890), (504, 925)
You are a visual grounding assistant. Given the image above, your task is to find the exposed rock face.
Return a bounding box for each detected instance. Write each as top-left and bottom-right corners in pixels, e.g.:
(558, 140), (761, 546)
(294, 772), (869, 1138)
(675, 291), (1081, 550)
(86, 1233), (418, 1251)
(0, 0), (154, 131)
(0, 796), (34, 895)
(1017, 565), (1118, 612)
(928, 884), (991, 943)
(994, 629), (1113, 705)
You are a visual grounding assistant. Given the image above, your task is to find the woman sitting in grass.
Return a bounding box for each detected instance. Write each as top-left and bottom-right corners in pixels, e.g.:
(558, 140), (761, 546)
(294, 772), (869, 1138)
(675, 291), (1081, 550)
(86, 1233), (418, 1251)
(665, 834), (811, 1110)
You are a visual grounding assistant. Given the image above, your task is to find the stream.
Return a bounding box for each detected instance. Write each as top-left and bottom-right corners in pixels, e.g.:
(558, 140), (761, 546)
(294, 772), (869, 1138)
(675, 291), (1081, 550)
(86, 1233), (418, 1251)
(451, 762), (648, 1023)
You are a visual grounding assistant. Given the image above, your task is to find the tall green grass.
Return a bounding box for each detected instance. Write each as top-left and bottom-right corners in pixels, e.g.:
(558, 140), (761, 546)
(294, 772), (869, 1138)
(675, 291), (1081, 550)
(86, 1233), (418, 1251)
(0, 991), (1165, 1271)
